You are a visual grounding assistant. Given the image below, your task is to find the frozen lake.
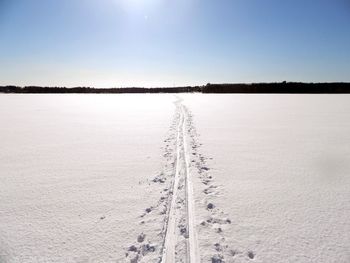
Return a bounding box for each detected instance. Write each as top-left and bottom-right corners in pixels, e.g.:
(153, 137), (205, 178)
(0, 94), (349, 262)
(183, 94), (350, 262)
(0, 94), (175, 262)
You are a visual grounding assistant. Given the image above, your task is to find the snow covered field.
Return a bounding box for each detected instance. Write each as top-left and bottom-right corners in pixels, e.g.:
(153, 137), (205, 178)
(183, 94), (350, 263)
(0, 94), (349, 262)
(0, 94), (175, 262)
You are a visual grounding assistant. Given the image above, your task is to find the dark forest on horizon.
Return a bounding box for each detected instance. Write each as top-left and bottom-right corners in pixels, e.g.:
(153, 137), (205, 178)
(1, 82), (350, 94)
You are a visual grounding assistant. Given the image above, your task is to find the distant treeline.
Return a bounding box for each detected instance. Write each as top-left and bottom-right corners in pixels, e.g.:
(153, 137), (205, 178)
(202, 82), (350, 93)
(0, 86), (201, 93)
(1, 82), (350, 93)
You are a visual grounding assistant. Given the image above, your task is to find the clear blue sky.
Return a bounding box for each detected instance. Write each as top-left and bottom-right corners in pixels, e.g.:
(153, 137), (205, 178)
(0, 0), (349, 87)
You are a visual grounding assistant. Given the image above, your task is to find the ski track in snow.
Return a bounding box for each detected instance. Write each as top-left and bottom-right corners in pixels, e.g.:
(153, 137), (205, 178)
(125, 96), (246, 262)
(161, 97), (199, 263)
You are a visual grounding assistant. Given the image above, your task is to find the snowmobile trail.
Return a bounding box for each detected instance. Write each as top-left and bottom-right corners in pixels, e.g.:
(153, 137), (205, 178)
(161, 97), (199, 263)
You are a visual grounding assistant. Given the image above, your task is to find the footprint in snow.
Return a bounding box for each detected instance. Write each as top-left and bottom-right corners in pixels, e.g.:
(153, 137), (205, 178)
(248, 251), (255, 259)
(140, 242), (156, 255)
(207, 203), (215, 210)
(137, 233), (146, 243)
(211, 254), (224, 263)
(206, 217), (231, 225)
(203, 185), (218, 195)
(214, 243), (222, 252)
(128, 245), (138, 252)
(215, 227), (223, 233)
(202, 180), (211, 185)
(230, 249), (237, 256)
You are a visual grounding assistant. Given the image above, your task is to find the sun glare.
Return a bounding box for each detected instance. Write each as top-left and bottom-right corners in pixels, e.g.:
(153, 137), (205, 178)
(119, 0), (162, 12)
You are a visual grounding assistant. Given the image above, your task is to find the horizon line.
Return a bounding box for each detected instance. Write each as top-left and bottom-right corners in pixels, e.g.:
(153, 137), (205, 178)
(2, 81), (350, 89)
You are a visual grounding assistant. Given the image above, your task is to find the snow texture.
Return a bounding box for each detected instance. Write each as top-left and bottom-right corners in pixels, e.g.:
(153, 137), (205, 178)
(1, 94), (350, 263)
(183, 94), (350, 263)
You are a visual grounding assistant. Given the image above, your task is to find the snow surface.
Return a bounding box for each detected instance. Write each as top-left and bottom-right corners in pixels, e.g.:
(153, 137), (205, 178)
(0, 94), (175, 262)
(183, 94), (350, 263)
(0, 94), (349, 263)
